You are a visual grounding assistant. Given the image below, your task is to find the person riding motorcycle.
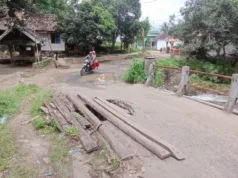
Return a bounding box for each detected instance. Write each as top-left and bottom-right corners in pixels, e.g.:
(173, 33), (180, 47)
(84, 52), (94, 68)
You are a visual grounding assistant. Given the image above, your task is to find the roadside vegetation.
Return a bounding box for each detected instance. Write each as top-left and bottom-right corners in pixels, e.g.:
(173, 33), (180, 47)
(49, 135), (70, 178)
(0, 84), (39, 173)
(0, 84), (72, 177)
(123, 57), (233, 93)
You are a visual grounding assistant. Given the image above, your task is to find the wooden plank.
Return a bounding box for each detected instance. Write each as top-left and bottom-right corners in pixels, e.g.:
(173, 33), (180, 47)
(78, 94), (171, 160)
(67, 94), (132, 159)
(58, 94), (75, 112)
(52, 94), (72, 124)
(94, 97), (185, 160)
(44, 102), (64, 132)
(73, 112), (91, 129)
(40, 106), (49, 115)
(71, 117), (98, 153)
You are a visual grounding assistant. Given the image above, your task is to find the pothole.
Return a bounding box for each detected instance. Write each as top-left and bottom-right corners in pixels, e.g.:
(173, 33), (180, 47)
(78, 73), (116, 83)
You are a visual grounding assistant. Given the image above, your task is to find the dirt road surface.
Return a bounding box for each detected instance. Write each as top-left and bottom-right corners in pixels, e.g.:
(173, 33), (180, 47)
(1, 56), (238, 178)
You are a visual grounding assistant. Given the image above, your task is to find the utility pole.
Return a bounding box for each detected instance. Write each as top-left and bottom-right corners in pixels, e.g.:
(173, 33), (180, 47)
(142, 29), (145, 60)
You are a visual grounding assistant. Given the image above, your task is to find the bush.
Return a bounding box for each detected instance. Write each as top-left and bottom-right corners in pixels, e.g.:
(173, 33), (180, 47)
(156, 58), (234, 84)
(122, 59), (147, 83)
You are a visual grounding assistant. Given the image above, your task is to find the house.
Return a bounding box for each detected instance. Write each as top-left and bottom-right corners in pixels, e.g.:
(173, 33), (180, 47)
(0, 14), (65, 63)
(151, 33), (169, 50)
(137, 30), (159, 49)
(151, 33), (183, 53)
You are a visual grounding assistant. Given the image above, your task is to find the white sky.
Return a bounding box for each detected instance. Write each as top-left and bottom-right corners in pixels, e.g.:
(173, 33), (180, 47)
(140, 0), (186, 27)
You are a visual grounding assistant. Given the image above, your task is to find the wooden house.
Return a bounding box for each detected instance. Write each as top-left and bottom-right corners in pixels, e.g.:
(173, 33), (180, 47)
(0, 14), (65, 64)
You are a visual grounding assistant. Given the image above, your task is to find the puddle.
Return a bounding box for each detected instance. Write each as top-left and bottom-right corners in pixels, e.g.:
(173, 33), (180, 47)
(78, 73), (116, 83)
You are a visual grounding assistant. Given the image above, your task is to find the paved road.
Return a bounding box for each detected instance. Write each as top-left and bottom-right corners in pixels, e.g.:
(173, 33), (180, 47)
(2, 57), (238, 178)
(58, 60), (238, 178)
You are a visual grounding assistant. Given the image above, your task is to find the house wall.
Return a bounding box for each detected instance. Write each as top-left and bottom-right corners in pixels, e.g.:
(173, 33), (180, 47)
(156, 40), (166, 50)
(38, 32), (65, 52)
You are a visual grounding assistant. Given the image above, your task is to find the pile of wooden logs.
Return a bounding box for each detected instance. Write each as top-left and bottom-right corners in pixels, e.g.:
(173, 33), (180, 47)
(40, 93), (185, 161)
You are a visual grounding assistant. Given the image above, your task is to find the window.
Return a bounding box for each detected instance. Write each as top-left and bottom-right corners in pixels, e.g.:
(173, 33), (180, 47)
(51, 33), (61, 44)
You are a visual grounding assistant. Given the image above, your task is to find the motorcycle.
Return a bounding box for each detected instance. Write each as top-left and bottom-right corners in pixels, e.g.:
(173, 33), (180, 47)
(80, 58), (100, 76)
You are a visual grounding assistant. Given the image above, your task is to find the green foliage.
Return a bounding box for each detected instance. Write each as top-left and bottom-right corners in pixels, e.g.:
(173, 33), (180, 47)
(155, 58), (234, 86)
(0, 125), (16, 171)
(35, 0), (70, 17)
(0, 84), (39, 117)
(64, 126), (79, 141)
(30, 89), (52, 118)
(122, 59), (147, 83)
(32, 118), (57, 135)
(163, 0), (238, 59)
(57, 0), (116, 48)
(49, 135), (70, 178)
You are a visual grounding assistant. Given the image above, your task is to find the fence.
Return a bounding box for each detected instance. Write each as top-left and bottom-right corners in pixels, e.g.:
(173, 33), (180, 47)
(156, 65), (237, 114)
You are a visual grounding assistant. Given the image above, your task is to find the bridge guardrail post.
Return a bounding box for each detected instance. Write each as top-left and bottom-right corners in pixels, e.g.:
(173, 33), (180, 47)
(224, 74), (238, 113)
(177, 66), (190, 97)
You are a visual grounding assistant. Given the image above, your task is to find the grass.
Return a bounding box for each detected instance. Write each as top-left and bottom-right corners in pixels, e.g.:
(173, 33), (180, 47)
(0, 125), (16, 172)
(122, 57), (232, 93)
(64, 126), (80, 141)
(49, 135), (70, 178)
(30, 89), (52, 118)
(189, 75), (230, 93)
(30, 89), (57, 135)
(92, 142), (120, 172)
(6, 159), (38, 178)
(0, 84), (41, 172)
(0, 84), (39, 117)
(122, 59), (147, 83)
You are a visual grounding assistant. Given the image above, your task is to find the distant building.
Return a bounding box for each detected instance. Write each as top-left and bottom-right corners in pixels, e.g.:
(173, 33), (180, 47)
(0, 13), (65, 63)
(137, 30), (159, 49)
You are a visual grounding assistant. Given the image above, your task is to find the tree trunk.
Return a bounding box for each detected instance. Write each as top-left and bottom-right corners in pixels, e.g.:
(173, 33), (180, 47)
(111, 36), (117, 53)
(67, 94), (132, 159)
(78, 94), (171, 160)
(94, 97), (185, 160)
(223, 45), (226, 56)
(71, 118), (99, 153)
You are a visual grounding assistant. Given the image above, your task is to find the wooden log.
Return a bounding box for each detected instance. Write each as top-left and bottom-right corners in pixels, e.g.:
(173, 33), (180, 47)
(71, 117), (98, 153)
(94, 97), (185, 160)
(58, 94), (75, 112)
(67, 94), (131, 159)
(78, 94), (171, 160)
(52, 94), (72, 124)
(40, 106), (49, 115)
(98, 99), (132, 119)
(67, 95), (102, 128)
(45, 102), (70, 131)
(49, 103), (56, 109)
(73, 112), (91, 129)
(107, 99), (134, 115)
(44, 102), (63, 132)
(45, 115), (51, 125)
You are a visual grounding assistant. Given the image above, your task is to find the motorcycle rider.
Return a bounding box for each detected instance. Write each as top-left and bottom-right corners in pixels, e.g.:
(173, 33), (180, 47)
(84, 52), (94, 67)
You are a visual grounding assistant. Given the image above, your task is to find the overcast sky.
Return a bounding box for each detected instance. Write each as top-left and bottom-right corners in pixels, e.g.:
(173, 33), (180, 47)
(140, 0), (187, 27)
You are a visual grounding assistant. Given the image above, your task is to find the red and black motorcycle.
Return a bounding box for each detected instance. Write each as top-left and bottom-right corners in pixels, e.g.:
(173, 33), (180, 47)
(80, 58), (100, 76)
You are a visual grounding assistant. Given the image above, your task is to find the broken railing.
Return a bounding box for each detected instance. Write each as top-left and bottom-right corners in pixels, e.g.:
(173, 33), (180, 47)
(156, 65), (237, 114)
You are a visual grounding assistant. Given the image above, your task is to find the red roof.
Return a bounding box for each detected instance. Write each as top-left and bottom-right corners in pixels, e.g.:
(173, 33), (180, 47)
(152, 33), (169, 41)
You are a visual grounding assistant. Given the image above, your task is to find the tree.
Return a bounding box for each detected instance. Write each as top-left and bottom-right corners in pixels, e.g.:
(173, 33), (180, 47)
(57, 0), (116, 49)
(160, 15), (175, 34)
(92, 0), (142, 51)
(168, 0), (238, 59)
(35, 0), (70, 17)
